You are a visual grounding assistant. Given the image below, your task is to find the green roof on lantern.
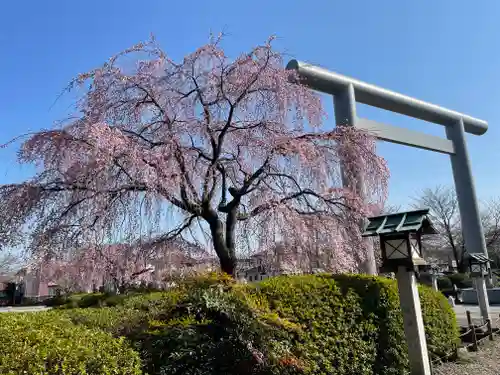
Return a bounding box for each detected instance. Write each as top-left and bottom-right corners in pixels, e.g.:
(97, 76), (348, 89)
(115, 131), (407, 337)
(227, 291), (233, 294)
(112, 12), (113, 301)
(362, 209), (438, 237)
(465, 253), (490, 263)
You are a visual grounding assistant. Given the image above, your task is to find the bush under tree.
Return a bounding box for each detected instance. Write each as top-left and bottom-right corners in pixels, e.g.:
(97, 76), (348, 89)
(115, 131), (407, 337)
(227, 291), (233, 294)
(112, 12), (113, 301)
(59, 273), (459, 375)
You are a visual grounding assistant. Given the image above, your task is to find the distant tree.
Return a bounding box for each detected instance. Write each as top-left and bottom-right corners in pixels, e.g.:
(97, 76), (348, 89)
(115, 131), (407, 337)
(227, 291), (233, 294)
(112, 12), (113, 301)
(481, 198), (500, 268)
(413, 185), (500, 270)
(0, 35), (388, 275)
(412, 186), (463, 269)
(381, 204), (402, 215)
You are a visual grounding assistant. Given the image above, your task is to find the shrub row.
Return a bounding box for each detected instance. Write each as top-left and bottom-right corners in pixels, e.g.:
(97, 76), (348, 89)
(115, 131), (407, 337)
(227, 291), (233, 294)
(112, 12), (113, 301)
(419, 272), (473, 292)
(446, 273), (473, 288)
(48, 289), (178, 310)
(46, 292), (131, 309)
(58, 273), (459, 375)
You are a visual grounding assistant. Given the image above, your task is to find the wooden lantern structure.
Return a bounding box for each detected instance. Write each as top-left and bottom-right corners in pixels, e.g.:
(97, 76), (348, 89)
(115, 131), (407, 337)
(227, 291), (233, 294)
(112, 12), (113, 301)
(362, 209), (437, 273)
(465, 253), (490, 277)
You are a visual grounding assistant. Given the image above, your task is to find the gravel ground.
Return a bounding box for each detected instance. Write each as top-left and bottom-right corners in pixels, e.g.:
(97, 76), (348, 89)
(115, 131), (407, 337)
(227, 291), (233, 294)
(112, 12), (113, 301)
(433, 340), (500, 375)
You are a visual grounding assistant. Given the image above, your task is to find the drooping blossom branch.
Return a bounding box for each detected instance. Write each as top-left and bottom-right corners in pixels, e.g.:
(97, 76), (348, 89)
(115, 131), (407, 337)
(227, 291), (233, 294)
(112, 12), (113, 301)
(36, 238), (208, 292)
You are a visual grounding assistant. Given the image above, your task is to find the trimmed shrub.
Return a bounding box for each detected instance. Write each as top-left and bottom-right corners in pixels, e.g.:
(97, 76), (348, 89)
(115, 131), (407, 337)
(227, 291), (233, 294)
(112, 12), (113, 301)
(62, 274), (459, 375)
(418, 284), (459, 357)
(45, 292), (90, 308)
(53, 292), (140, 309)
(0, 311), (142, 374)
(447, 273), (473, 288)
(121, 290), (184, 312)
(78, 292), (114, 308)
(330, 274), (459, 359)
(257, 274), (390, 375)
(437, 276), (453, 290)
(19, 296), (45, 306)
(257, 274), (458, 375)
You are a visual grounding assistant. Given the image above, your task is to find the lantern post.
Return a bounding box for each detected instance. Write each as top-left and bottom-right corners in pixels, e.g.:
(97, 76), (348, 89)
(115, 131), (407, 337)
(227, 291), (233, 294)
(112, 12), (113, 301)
(465, 253), (491, 321)
(425, 265), (439, 292)
(363, 209), (437, 375)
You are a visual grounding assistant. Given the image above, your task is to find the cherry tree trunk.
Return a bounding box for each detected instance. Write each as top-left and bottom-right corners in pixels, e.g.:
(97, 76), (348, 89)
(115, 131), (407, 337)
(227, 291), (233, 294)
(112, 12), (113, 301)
(208, 218), (237, 276)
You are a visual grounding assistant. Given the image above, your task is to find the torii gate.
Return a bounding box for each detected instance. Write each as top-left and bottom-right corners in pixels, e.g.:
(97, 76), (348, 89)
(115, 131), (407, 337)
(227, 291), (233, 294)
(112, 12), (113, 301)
(286, 59), (490, 322)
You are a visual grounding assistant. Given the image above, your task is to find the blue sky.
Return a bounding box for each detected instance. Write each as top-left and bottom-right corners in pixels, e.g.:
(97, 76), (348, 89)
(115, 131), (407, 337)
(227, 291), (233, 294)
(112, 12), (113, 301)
(0, 0), (499, 209)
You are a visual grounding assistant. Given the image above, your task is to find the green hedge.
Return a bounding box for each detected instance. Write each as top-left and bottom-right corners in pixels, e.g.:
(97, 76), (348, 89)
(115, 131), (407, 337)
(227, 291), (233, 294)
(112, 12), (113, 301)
(47, 292), (131, 309)
(50, 290), (177, 310)
(437, 276), (453, 290)
(447, 273), (473, 288)
(418, 272), (472, 293)
(257, 274), (459, 375)
(0, 311), (142, 374)
(60, 274), (459, 375)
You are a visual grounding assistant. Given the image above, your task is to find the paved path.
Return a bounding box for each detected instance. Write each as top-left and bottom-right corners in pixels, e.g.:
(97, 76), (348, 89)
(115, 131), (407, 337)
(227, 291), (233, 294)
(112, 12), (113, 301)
(0, 306), (51, 313)
(454, 305), (500, 327)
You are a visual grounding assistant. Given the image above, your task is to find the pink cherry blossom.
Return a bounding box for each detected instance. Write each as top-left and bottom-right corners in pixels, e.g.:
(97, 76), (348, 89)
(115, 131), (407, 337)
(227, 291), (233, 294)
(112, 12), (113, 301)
(0, 35), (388, 275)
(36, 239), (208, 292)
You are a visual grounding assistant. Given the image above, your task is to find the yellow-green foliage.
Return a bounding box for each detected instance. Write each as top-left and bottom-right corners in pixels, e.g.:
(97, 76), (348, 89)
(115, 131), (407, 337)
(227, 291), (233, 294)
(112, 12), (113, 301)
(0, 311), (142, 375)
(418, 283), (460, 357)
(57, 273), (459, 375)
(63, 306), (147, 337)
(279, 274), (460, 375)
